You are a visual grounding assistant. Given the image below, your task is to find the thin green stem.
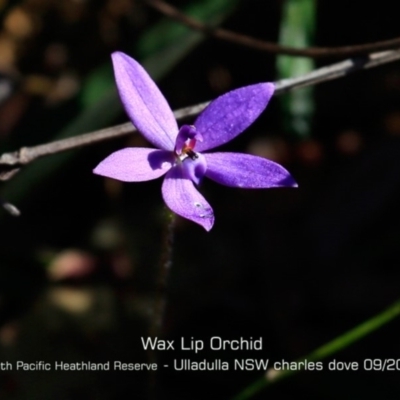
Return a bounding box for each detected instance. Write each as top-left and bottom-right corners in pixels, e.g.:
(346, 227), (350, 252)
(232, 299), (400, 400)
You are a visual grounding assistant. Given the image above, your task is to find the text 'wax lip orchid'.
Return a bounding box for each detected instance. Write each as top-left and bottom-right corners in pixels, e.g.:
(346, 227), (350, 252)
(93, 51), (297, 231)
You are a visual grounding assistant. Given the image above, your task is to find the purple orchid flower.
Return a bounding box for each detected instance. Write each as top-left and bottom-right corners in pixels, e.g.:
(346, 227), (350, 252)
(94, 52), (297, 231)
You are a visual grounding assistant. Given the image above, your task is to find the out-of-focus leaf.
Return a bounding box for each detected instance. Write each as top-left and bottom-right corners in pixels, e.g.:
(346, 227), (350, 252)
(276, 0), (316, 138)
(80, 64), (115, 109)
(0, 0), (239, 208)
(137, 0), (238, 57)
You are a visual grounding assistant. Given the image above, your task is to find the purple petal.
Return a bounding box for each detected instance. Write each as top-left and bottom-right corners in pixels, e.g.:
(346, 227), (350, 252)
(162, 166), (214, 231)
(181, 152), (207, 185)
(112, 52), (178, 150)
(204, 152), (297, 188)
(194, 83), (275, 152)
(93, 148), (173, 182)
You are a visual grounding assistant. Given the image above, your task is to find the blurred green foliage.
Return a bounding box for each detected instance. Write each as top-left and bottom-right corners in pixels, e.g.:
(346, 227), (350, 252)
(276, 0), (316, 138)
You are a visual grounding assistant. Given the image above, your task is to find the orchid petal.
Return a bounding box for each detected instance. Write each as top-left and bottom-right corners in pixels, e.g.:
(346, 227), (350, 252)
(194, 83), (275, 152)
(162, 166), (214, 231)
(93, 148), (173, 182)
(204, 152), (297, 188)
(112, 52), (178, 150)
(181, 152), (207, 185)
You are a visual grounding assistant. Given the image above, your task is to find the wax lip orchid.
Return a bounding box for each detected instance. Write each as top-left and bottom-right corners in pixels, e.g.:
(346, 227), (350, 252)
(93, 51), (297, 231)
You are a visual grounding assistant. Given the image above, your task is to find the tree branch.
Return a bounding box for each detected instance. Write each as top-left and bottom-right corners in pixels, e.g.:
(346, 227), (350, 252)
(0, 49), (399, 178)
(144, 0), (400, 58)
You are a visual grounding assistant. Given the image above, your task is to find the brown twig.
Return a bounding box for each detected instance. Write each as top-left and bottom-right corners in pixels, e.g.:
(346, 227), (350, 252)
(144, 0), (400, 58)
(0, 49), (400, 177)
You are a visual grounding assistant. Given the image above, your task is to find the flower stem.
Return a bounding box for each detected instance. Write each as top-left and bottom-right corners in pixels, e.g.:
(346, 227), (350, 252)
(232, 299), (400, 400)
(148, 209), (176, 399)
(150, 209), (176, 338)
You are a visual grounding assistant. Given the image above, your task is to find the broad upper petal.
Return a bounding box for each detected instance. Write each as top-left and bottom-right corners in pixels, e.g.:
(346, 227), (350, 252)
(194, 83), (275, 152)
(162, 167), (214, 231)
(93, 148), (173, 182)
(112, 52), (178, 150)
(204, 152), (297, 188)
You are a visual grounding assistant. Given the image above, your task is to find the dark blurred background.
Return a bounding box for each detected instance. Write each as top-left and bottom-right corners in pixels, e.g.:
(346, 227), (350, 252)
(1, 0), (400, 399)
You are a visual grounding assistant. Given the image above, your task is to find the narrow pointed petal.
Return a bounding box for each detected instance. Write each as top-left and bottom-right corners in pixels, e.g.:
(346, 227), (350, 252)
(194, 83), (275, 152)
(93, 148), (173, 182)
(162, 167), (214, 231)
(112, 52), (178, 150)
(204, 152), (297, 188)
